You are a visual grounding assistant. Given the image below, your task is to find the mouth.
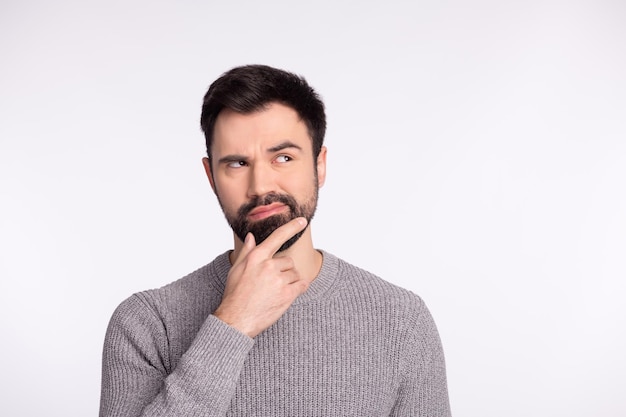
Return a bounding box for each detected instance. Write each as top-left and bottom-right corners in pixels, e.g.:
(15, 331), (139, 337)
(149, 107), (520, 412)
(247, 202), (288, 222)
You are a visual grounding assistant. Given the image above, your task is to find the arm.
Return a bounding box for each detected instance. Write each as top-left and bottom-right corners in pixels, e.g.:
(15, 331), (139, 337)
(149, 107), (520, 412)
(100, 294), (254, 417)
(390, 301), (452, 417)
(100, 217), (310, 416)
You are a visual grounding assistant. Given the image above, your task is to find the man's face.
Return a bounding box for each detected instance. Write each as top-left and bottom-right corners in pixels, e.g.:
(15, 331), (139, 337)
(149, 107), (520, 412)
(205, 102), (326, 252)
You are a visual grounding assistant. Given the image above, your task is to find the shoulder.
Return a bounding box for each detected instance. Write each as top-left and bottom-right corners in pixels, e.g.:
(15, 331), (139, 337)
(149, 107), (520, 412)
(323, 251), (427, 319)
(109, 251), (230, 326)
(327, 254), (445, 353)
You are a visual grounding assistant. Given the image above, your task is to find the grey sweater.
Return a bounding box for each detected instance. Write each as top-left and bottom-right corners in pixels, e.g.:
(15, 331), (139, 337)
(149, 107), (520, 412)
(100, 251), (451, 416)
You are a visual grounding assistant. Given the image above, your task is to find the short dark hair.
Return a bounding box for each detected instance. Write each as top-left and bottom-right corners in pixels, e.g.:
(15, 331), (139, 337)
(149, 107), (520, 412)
(200, 65), (326, 162)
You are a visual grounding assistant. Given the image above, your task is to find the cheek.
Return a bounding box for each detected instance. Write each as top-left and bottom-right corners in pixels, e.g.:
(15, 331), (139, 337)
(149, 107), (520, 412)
(283, 172), (318, 200)
(282, 174), (310, 195)
(214, 180), (243, 210)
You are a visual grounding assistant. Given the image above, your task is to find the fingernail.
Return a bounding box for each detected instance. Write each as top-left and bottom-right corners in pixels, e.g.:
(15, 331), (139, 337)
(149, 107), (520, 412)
(297, 217), (307, 226)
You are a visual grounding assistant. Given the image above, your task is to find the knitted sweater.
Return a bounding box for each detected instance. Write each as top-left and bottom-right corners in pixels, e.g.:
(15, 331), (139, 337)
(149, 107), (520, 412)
(100, 250), (451, 416)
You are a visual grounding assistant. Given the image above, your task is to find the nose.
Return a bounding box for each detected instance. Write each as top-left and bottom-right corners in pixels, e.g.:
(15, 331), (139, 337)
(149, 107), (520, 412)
(247, 162), (275, 199)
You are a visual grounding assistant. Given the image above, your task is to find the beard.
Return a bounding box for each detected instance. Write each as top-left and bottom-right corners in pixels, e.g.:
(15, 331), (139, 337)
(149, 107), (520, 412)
(222, 187), (318, 253)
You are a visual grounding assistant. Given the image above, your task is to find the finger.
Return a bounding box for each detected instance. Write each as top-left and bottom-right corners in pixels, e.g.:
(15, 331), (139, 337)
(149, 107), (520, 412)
(233, 232), (256, 265)
(287, 278), (309, 296)
(256, 217), (307, 257)
(273, 256), (295, 272)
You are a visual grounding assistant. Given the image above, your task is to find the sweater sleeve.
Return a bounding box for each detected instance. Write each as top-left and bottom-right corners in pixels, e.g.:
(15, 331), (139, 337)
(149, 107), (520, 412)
(99, 294), (255, 417)
(390, 299), (452, 417)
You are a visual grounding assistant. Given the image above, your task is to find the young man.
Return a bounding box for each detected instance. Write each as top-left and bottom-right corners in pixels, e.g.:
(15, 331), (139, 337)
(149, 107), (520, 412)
(100, 65), (451, 416)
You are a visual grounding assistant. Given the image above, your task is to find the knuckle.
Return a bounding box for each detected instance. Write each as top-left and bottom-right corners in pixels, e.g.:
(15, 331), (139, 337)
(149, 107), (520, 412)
(279, 256), (294, 269)
(246, 248), (265, 262)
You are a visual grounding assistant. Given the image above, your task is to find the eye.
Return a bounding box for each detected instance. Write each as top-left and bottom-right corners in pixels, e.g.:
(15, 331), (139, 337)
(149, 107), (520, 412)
(275, 155), (292, 163)
(227, 160), (247, 168)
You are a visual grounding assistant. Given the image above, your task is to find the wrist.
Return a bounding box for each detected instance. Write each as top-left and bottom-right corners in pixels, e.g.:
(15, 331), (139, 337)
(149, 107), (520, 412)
(213, 308), (257, 338)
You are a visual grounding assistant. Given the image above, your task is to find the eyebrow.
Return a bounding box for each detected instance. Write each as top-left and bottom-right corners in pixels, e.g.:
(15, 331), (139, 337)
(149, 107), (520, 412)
(267, 140), (302, 153)
(217, 141), (303, 165)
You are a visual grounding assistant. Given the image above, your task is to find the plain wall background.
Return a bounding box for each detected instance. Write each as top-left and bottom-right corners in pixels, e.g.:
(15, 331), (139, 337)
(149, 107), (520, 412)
(1, 0), (624, 415)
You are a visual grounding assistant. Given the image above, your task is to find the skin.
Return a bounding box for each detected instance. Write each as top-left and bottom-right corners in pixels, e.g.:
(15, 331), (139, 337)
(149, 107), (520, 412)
(202, 102), (327, 338)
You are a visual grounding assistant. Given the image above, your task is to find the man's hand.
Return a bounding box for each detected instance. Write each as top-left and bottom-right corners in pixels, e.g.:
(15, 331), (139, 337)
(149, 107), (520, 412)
(213, 217), (309, 338)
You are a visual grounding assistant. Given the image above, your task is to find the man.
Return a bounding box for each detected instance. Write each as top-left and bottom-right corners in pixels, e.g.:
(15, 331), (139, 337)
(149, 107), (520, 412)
(100, 65), (451, 416)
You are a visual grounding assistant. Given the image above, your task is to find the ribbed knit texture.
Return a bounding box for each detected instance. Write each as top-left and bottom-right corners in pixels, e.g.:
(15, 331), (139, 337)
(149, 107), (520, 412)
(100, 251), (451, 416)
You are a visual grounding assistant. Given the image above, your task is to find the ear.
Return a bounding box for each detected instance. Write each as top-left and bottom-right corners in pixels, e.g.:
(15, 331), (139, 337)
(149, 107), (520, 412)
(202, 157), (217, 193)
(316, 146), (327, 188)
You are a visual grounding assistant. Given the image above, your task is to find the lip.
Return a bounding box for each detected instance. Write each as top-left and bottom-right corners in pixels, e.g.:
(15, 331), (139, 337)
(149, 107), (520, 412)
(247, 203), (288, 221)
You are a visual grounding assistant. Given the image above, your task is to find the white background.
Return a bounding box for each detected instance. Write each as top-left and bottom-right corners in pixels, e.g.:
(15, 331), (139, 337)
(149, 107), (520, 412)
(1, 1), (625, 416)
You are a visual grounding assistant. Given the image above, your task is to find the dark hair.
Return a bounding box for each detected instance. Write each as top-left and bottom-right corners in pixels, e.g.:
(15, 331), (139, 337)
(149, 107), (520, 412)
(200, 65), (326, 162)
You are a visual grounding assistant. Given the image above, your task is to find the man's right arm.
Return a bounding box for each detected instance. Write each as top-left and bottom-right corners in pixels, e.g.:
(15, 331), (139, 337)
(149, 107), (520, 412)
(100, 295), (254, 417)
(100, 217), (309, 416)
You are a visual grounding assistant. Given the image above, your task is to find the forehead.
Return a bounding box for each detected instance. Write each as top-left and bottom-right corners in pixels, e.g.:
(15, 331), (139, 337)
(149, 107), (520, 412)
(212, 102), (311, 155)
